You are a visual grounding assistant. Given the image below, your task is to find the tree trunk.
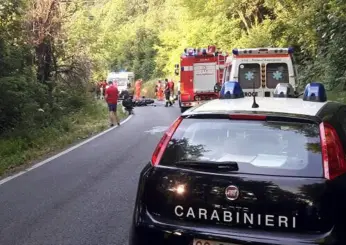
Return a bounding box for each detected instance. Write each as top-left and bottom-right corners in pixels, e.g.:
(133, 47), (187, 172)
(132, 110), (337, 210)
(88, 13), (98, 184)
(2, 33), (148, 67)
(36, 39), (54, 107)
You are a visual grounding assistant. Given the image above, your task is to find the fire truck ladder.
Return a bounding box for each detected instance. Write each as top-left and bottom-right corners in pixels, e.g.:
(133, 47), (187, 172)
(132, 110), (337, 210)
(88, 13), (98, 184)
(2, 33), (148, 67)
(217, 53), (226, 84)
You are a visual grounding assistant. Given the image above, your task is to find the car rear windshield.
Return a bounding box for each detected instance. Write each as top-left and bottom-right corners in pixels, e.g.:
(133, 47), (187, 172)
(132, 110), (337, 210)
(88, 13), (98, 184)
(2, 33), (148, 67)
(161, 118), (323, 177)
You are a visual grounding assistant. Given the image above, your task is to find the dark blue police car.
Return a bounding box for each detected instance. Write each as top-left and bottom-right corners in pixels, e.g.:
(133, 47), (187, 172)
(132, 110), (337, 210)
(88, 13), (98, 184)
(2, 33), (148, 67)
(129, 82), (346, 245)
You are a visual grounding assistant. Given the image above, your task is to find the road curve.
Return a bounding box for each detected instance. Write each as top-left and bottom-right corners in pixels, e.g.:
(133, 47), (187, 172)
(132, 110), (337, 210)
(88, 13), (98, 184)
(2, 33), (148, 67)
(0, 102), (181, 245)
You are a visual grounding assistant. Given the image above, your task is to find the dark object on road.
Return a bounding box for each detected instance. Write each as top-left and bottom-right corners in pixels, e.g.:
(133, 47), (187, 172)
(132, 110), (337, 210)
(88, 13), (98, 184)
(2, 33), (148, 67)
(129, 82), (346, 245)
(133, 97), (155, 107)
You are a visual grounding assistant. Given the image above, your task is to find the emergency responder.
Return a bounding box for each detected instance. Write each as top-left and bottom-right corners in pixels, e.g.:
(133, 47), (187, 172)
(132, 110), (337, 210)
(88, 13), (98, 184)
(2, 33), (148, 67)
(135, 79), (142, 100)
(164, 79), (173, 107)
(155, 80), (161, 100)
(157, 80), (164, 101)
(168, 79), (175, 104)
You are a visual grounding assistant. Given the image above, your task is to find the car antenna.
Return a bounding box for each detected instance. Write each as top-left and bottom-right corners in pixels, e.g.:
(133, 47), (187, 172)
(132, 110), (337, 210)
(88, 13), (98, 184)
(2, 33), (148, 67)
(251, 80), (259, 108)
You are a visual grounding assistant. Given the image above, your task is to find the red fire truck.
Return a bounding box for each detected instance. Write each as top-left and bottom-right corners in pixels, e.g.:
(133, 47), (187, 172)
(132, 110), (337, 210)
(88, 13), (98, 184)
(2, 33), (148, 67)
(175, 45), (228, 113)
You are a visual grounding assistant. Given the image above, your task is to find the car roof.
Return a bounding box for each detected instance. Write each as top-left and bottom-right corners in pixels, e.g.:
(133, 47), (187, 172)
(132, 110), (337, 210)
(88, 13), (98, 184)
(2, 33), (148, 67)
(183, 97), (330, 117)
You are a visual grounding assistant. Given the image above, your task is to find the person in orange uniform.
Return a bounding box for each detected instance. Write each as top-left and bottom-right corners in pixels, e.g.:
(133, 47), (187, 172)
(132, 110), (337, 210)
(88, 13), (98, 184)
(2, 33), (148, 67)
(159, 80), (164, 101)
(155, 80), (161, 100)
(135, 79), (142, 100)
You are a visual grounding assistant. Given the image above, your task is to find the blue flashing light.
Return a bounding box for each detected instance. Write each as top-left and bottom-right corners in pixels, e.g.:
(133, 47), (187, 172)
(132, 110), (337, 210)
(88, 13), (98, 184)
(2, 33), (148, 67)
(232, 49), (239, 55)
(303, 82), (327, 102)
(220, 81), (244, 99)
(202, 48), (207, 55)
(288, 47), (294, 54)
(186, 48), (194, 56)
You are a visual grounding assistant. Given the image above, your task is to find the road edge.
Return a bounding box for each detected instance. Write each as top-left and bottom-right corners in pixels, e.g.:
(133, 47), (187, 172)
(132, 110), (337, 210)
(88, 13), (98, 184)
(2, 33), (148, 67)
(0, 114), (134, 186)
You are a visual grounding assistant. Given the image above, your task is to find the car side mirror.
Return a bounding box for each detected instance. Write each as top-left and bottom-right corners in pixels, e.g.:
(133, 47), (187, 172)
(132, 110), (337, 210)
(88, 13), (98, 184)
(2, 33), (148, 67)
(214, 83), (221, 93)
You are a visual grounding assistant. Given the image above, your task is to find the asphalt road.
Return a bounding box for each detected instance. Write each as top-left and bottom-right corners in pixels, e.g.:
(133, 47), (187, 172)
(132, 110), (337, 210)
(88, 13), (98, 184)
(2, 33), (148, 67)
(0, 101), (181, 245)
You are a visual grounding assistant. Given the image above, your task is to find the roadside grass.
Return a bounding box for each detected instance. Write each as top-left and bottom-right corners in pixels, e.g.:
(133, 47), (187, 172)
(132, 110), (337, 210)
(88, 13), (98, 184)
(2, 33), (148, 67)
(0, 100), (127, 177)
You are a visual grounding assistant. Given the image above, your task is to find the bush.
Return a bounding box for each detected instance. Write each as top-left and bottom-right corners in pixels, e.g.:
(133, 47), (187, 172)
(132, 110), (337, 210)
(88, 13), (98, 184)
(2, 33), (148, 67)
(0, 75), (48, 135)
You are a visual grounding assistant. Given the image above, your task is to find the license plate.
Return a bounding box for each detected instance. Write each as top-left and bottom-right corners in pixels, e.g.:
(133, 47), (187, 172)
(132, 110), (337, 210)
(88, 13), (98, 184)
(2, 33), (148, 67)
(193, 239), (238, 245)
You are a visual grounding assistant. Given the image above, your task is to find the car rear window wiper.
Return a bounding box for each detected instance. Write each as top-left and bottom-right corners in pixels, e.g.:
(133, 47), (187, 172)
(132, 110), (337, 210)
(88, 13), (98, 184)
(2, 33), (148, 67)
(173, 160), (239, 171)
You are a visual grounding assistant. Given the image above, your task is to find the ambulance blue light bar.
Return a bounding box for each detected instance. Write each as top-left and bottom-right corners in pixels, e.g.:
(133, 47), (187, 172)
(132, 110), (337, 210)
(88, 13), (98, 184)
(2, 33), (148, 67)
(232, 47), (294, 55)
(273, 83), (295, 98)
(220, 81), (244, 99)
(303, 82), (327, 102)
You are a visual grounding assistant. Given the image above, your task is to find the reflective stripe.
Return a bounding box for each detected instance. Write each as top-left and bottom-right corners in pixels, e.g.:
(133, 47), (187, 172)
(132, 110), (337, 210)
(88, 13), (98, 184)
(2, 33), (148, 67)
(182, 66), (193, 71)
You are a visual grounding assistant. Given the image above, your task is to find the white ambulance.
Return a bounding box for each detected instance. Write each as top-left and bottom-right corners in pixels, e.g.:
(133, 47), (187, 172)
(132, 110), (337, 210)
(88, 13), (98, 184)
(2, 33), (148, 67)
(222, 47), (299, 97)
(106, 71), (135, 94)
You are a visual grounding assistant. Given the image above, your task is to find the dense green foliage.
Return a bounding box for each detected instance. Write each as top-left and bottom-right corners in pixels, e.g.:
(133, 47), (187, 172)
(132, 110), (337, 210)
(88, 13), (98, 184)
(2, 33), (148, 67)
(65, 0), (346, 88)
(1, 0), (346, 135)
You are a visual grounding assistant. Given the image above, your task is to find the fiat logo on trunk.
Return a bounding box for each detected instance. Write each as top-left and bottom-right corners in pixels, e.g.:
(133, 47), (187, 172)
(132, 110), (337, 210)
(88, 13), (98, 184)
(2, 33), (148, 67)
(225, 185), (239, 201)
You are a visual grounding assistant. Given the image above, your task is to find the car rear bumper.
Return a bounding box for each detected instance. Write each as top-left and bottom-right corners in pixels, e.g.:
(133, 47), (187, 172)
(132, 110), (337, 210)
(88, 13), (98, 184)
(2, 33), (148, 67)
(130, 210), (341, 245)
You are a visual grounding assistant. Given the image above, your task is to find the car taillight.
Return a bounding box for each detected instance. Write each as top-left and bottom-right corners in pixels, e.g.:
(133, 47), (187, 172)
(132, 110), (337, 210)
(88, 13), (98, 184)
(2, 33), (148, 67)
(319, 122), (346, 180)
(151, 116), (183, 166)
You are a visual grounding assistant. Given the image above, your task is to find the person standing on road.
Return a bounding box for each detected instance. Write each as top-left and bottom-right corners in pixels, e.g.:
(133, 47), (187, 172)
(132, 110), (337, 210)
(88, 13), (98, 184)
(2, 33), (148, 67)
(164, 79), (173, 107)
(105, 81), (120, 127)
(157, 80), (164, 101)
(168, 79), (175, 104)
(135, 79), (142, 100)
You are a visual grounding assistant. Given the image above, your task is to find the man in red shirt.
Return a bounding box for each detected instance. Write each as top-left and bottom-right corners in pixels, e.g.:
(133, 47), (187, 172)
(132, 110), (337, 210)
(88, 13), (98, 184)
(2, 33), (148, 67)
(105, 81), (120, 127)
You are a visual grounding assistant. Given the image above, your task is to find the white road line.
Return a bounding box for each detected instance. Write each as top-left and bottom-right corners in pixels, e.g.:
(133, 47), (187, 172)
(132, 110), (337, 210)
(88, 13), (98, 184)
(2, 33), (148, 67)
(0, 115), (133, 186)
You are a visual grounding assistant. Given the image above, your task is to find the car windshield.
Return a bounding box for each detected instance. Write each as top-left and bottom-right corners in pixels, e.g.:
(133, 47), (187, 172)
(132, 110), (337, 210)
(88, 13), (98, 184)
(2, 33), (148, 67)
(161, 118), (323, 177)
